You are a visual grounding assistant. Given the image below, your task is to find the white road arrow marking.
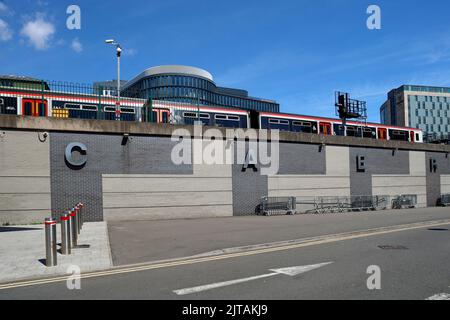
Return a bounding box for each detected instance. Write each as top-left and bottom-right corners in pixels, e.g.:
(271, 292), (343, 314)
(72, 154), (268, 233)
(173, 262), (333, 296)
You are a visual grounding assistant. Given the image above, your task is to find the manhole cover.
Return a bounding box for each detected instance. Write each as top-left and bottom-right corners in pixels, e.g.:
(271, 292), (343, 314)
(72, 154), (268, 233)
(378, 245), (409, 250)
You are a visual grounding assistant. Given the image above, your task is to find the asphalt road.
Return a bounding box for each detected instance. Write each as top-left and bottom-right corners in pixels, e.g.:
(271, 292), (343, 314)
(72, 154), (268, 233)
(108, 207), (450, 265)
(1, 218), (450, 300)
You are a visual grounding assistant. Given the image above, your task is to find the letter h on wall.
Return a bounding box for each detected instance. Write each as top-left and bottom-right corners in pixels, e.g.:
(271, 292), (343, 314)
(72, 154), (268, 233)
(430, 158), (438, 173)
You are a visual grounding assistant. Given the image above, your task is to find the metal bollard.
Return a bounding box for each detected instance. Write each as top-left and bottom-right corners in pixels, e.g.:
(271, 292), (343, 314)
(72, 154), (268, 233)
(45, 218), (57, 267)
(60, 213), (71, 255)
(76, 203), (81, 231)
(80, 203), (85, 227)
(74, 205), (80, 235)
(69, 209), (78, 248)
(76, 204), (82, 233)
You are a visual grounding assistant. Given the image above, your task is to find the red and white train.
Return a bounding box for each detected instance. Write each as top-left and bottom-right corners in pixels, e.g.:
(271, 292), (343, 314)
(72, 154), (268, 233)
(0, 88), (423, 143)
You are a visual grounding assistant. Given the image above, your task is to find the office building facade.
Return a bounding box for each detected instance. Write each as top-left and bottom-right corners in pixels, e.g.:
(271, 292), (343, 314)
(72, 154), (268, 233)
(122, 65), (280, 113)
(381, 85), (450, 136)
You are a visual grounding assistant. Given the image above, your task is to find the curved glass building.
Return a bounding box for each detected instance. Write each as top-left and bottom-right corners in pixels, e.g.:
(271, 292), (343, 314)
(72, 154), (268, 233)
(122, 65), (279, 113)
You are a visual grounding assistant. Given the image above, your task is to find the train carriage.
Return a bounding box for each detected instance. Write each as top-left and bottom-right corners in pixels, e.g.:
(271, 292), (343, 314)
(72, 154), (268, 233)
(0, 86), (423, 143)
(259, 112), (423, 143)
(0, 88), (145, 122)
(151, 101), (250, 129)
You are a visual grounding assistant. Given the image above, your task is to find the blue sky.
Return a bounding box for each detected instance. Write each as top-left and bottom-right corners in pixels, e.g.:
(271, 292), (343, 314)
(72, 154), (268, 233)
(1, 0), (450, 121)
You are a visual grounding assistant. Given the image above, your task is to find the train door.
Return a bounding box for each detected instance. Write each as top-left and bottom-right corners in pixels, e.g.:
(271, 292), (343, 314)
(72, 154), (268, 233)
(319, 122), (332, 135)
(377, 128), (387, 140)
(151, 109), (170, 123)
(160, 110), (170, 123)
(410, 131), (415, 143)
(22, 99), (47, 117)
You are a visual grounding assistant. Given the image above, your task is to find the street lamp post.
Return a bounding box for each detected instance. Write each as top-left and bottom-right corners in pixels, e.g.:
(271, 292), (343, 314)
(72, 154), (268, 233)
(105, 39), (122, 121)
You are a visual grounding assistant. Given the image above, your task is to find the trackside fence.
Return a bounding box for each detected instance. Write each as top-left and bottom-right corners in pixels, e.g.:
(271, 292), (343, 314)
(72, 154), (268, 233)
(0, 80), (246, 125)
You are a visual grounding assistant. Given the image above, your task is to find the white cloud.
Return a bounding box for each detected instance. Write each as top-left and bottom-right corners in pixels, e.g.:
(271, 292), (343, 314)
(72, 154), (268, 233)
(0, 2), (14, 17)
(0, 18), (12, 41)
(0, 2), (8, 13)
(20, 15), (55, 50)
(71, 38), (82, 53)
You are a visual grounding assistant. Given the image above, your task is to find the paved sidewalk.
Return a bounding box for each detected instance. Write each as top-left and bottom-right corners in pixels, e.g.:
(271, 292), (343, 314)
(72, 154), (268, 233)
(108, 207), (450, 266)
(0, 222), (112, 284)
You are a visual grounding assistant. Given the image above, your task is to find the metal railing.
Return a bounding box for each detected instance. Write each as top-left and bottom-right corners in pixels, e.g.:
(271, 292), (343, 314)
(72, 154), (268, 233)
(438, 194), (450, 207)
(0, 79), (146, 122)
(424, 133), (450, 145)
(0, 79), (246, 126)
(391, 195), (417, 209)
(301, 195), (390, 214)
(258, 196), (297, 216)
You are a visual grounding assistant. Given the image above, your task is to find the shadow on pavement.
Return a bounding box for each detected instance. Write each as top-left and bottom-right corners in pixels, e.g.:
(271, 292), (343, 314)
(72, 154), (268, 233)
(0, 227), (42, 233)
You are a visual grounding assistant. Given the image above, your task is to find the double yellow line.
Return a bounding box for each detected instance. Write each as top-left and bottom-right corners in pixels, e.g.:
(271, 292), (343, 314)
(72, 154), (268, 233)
(1, 219), (450, 291)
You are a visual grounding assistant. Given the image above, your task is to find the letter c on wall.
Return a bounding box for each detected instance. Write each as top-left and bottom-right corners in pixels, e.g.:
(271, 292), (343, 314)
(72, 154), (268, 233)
(65, 142), (87, 169)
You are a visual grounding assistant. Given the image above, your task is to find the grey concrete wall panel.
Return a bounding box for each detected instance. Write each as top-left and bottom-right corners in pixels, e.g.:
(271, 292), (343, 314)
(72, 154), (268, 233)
(0, 130), (51, 225)
(277, 143), (326, 175)
(350, 147), (410, 197)
(50, 133), (192, 222)
(426, 152), (450, 206)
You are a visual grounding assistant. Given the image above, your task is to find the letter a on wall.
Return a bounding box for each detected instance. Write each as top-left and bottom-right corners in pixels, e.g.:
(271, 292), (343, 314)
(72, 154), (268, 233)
(243, 149), (258, 172)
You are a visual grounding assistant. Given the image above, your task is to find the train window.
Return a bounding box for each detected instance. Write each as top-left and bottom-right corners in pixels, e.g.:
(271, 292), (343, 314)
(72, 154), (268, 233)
(389, 129), (409, 141)
(346, 126), (356, 136)
(65, 103), (81, 110)
(0, 98), (4, 105)
(199, 113), (210, 119)
(82, 105), (98, 111)
(363, 127), (375, 138)
(104, 106), (116, 112)
(293, 121), (311, 127)
(227, 115), (240, 121)
(269, 118), (289, 125)
(416, 133), (420, 141)
(120, 108), (135, 114)
(183, 112), (199, 119)
(215, 114), (227, 120)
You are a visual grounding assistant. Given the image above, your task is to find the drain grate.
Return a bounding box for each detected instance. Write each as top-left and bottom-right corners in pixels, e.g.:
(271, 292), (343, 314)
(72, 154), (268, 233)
(378, 245), (409, 250)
